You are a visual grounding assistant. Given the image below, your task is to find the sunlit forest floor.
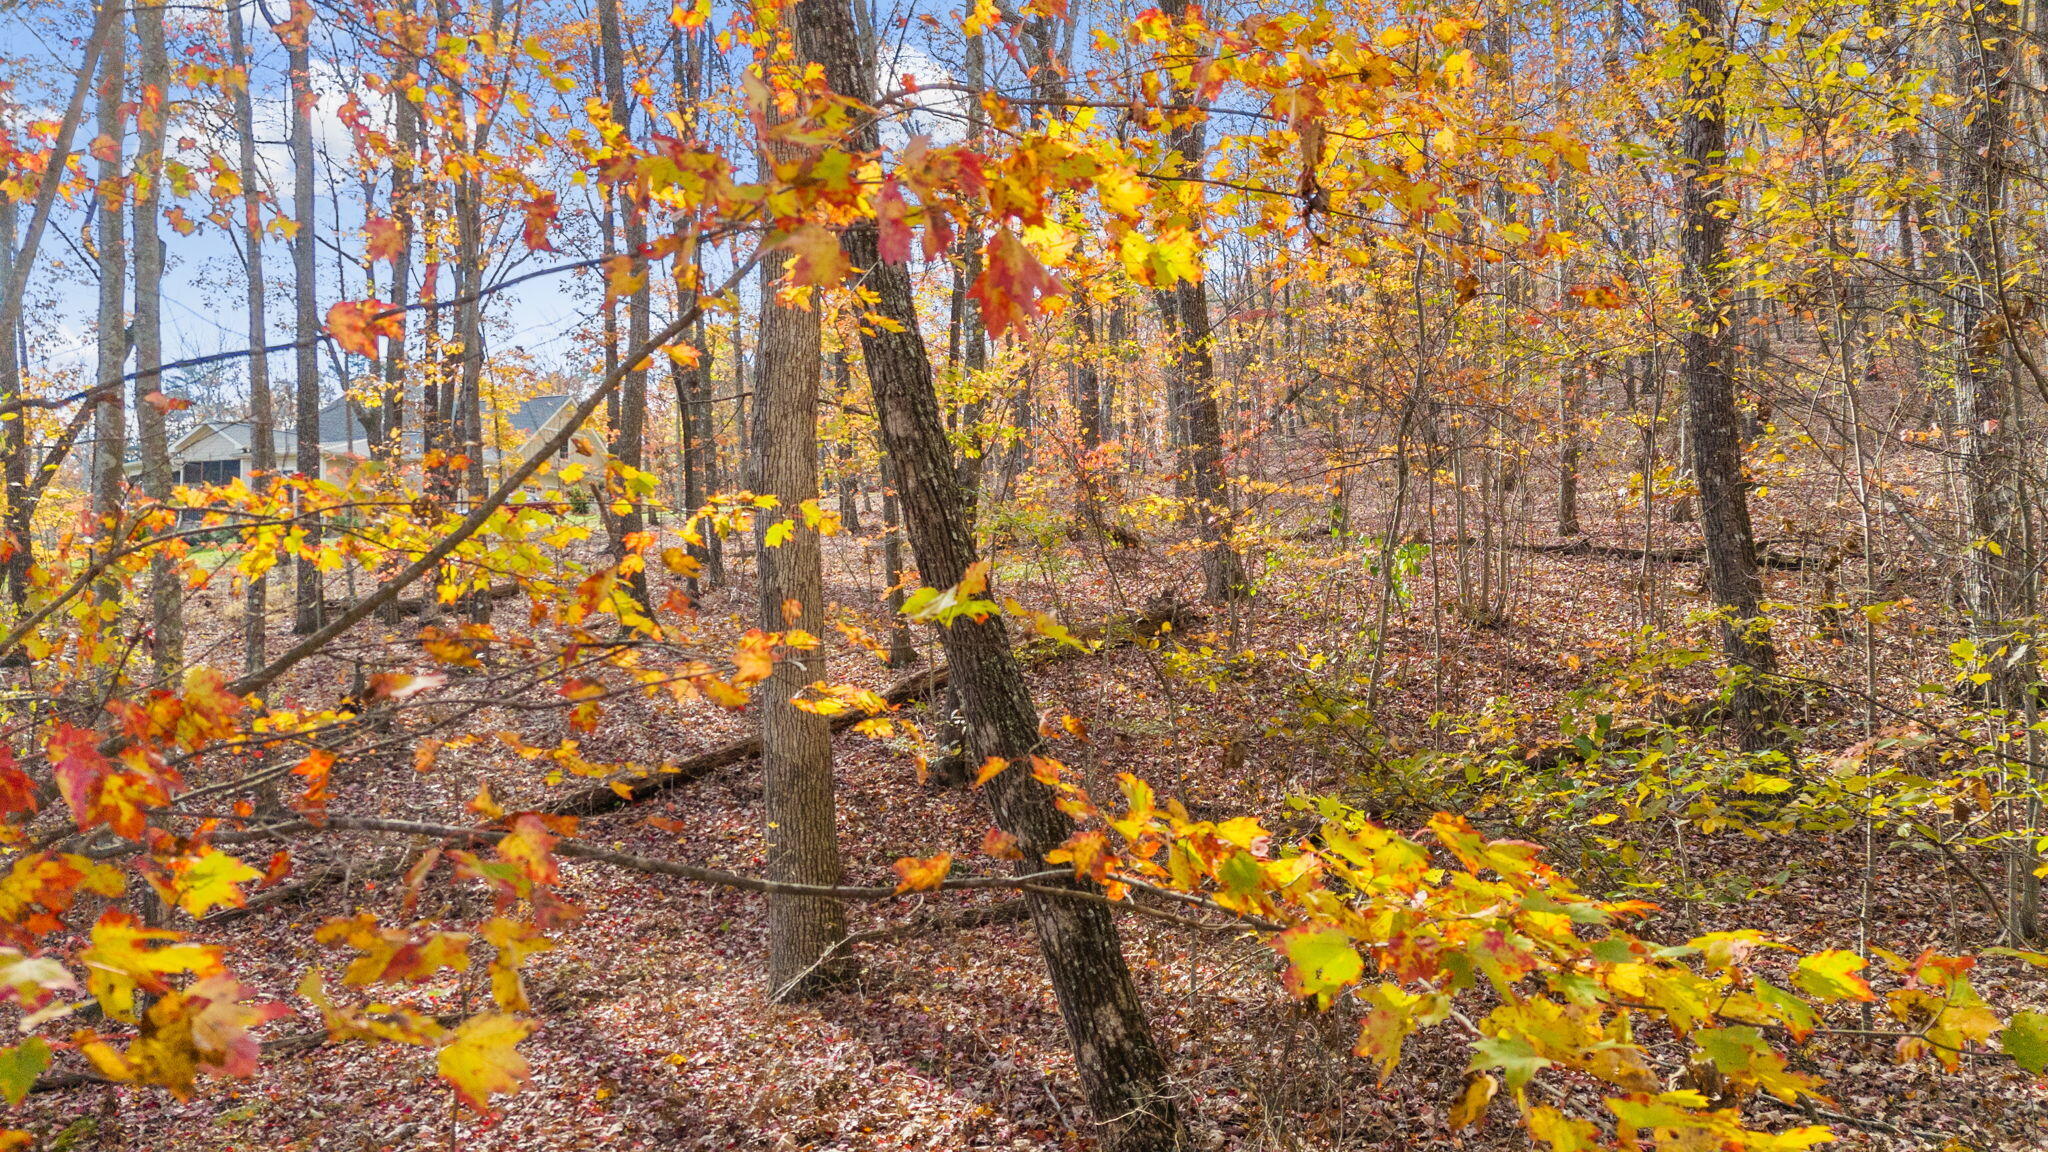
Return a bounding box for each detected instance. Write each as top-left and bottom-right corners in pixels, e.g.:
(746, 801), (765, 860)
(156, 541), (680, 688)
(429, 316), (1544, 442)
(17, 442), (2048, 1151)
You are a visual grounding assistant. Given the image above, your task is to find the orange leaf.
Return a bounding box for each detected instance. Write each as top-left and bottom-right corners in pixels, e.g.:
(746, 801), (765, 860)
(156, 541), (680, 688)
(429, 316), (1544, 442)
(325, 299), (402, 357)
(892, 851), (952, 893)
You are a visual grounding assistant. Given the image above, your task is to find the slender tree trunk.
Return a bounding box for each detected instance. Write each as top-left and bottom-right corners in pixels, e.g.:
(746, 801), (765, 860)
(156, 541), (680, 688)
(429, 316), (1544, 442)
(1154, 0), (1244, 603)
(751, 209), (848, 1001)
(0, 1), (121, 607)
(91, 22), (128, 577)
(599, 0), (651, 611)
(133, 0), (180, 677)
(794, 2), (1180, 1144)
(1557, 364), (1582, 537)
(284, 7), (324, 634)
(227, 0), (276, 671)
(1678, 0), (1776, 747)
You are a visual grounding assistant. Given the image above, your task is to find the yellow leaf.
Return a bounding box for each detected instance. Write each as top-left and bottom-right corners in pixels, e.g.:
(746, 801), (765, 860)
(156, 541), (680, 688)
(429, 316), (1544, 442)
(1448, 1070), (1497, 1129)
(438, 1013), (533, 1115)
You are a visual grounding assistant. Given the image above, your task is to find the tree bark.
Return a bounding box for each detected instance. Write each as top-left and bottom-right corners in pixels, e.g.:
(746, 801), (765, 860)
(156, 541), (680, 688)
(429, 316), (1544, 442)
(599, 0), (651, 612)
(90, 20), (128, 577)
(751, 215), (849, 1001)
(283, 5), (324, 635)
(133, 0), (181, 677)
(1678, 0), (1776, 747)
(1154, 0), (1244, 604)
(227, 0), (277, 672)
(792, 2), (1181, 1144)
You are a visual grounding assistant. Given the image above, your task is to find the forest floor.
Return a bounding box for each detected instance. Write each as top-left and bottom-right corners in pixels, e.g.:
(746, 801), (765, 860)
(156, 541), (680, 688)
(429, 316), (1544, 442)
(15, 454), (2048, 1152)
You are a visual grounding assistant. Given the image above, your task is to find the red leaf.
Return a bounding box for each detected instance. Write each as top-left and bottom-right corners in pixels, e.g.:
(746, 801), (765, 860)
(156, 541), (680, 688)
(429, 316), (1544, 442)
(363, 217), (404, 264)
(875, 178), (913, 265)
(968, 227), (1061, 339)
(522, 193), (558, 252)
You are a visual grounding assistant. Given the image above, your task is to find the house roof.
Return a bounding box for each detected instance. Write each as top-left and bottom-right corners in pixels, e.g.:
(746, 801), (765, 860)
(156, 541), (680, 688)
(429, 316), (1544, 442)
(167, 394), (580, 465)
(506, 394), (571, 436)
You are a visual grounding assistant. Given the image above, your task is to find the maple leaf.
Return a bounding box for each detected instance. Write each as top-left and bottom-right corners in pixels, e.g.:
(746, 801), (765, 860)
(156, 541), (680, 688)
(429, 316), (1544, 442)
(971, 756), (1010, 788)
(80, 911), (221, 1023)
(780, 223), (848, 288)
(0, 747), (37, 816)
(183, 974), (288, 1079)
(969, 226), (1062, 339)
(731, 629), (777, 687)
(0, 1039), (48, 1107)
(439, 1012), (534, 1115)
(1448, 1070), (1497, 1129)
(363, 216), (404, 264)
(874, 177), (913, 264)
(1792, 950), (1874, 1003)
(981, 827), (1023, 861)
(153, 847), (264, 918)
(522, 193), (558, 252)
(325, 299), (403, 357)
(892, 851), (952, 893)
(1274, 925), (1363, 1003)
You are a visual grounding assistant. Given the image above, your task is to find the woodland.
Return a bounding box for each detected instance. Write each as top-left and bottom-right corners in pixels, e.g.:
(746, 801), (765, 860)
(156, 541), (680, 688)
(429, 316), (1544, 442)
(0, 0), (2046, 1148)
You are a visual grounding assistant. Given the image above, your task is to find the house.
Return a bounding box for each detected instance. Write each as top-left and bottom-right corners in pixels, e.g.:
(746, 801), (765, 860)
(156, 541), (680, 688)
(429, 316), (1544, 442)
(136, 394), (593, 488)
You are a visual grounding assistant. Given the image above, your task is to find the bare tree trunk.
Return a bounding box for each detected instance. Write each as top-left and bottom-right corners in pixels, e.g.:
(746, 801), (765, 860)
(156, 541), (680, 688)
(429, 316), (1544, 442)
(1678, 0), (1776, 747)
(133, 0), (180, 677)
(283, 9), (324, 635)
(91, 21), (128, 582)
(751, 212), (849, 1001)
(599, 0), (651, 612)
(1949, 0), (2036, 940)
(0, 1), (120, 608)
(1557, 364), (1582, 537)
(0, 198), (23, 608)
(793, 2), (1181, 1144)
(226, 0), (277, 671)
(1154, 0), (1243, 604)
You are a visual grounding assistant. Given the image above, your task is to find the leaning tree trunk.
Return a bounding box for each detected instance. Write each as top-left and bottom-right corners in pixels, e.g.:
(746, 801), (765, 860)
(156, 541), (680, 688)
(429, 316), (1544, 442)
(791, 2), (1182, 1146)
(133, 0), (181, 678)
(283, 7), (323, 635)
(1678, 0), (1776, 748)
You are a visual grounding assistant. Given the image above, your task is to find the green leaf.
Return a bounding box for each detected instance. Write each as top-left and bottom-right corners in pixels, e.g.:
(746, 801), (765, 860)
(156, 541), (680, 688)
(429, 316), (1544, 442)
(1470, 1032), (1551, 1090)
(2002, 1011), (2048, 1074)
(0, 1037), (50, 1106)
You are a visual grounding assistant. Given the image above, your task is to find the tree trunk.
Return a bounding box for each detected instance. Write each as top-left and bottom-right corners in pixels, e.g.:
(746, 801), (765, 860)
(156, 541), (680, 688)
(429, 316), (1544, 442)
(1949, 0), (2035, 940)
(751, 215), (849, 1001)
(599, 0), (651, 613)
(227, 0), (277, 672)
(792, 2), (1181, 1145)
(133, 0), (181, 677)
(284, 8), (324, 635)
(90, 21), (128, 578)
(1678, 0), (1776, 747)
(1154, 0), (1244, 604)
(0, 1), (120, 608)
